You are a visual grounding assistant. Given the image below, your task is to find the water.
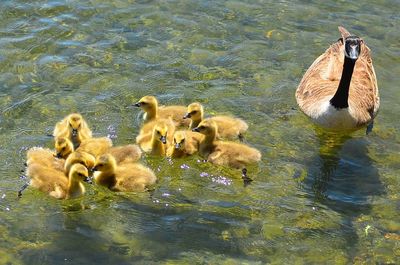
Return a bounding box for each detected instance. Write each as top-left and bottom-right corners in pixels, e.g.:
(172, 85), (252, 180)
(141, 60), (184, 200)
(1, 0), (399, 263)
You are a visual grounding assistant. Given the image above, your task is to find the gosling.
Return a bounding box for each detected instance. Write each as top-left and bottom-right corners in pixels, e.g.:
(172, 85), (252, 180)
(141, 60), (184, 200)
(27, 163), (89, 199)
(134, 95), (189, 127)
(166, 130), (204, 158)
(184, 102), (248, 140)
(193, 119), (261, 169)
(26, 147), (65, 172)
(136, 119), (175, 156)
(92, 154), (157, 192)
(53, 113), (92, 148)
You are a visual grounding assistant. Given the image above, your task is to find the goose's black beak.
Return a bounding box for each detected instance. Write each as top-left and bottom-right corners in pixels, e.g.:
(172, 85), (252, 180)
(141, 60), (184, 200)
(175, 143), (181, 149)
(183, 113), (191, 119)
(92, 166), (98, 172)
(134, 102), (141, 107)
(72, 129), (78, 137)
(192, 127), (200, 132)
(160, 135), (167, 144)
(55, 153), (62, 159)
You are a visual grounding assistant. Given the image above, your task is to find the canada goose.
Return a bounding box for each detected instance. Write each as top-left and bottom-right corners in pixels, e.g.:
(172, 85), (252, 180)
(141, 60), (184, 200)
(166, 130), (204, 158)
(108, 144), (142, 164)
(184, 102), (248, 140)
(64, 151), (96, 175)
(76, 137), (113, 157)
(27, 163), (88, 199)
(296, 26), (379, 133)
(193, 119), (261, 169)
(55, 137), (74, 159)
(26, 147), (65, 172)
(134, 95), (190, 127)
(92, 154), (157, 192)
(136, 119), (175, 156)
(53, 113), (93, 148)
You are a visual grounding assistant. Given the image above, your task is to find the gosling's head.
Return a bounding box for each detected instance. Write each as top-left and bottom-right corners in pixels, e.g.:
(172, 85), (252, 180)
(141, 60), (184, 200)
(153, 122), (169, 144)
(173, 131), (186, 150)
(134, 96), (158, 111)
(67, 113), (84, 137)
(184, 102), (203, 121)
(55, 137), (74, 158)
(344, 36), (362, 60)
(65, 151), (95, 175)
(92, 154), (116, 172)
(192, 119), (217, 136)
(69, 163), (89, 182)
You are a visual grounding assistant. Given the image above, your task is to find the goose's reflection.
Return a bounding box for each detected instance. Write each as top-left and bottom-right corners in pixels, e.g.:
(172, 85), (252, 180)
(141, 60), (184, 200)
(304, 129), (384, 214)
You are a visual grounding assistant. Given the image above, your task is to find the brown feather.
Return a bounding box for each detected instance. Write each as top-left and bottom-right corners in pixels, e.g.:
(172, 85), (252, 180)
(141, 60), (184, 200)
(296, 26), (379, 129)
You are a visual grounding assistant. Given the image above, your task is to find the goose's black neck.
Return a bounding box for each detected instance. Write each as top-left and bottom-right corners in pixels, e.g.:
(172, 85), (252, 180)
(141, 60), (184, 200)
(329, 56), (356, 109)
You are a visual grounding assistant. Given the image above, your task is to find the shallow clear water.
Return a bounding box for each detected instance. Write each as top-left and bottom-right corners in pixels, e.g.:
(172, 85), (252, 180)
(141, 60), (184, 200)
(0, 0), (399, 264)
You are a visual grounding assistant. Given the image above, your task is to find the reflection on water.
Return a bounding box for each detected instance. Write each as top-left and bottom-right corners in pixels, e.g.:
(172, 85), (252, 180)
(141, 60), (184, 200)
(0, 0), (400, 263)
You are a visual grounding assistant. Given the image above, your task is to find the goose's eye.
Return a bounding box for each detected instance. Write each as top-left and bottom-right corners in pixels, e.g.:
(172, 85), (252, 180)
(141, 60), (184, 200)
(198, 126), (205, 130)
(140, 102), (147, 105)
(191, 111), (197, 114)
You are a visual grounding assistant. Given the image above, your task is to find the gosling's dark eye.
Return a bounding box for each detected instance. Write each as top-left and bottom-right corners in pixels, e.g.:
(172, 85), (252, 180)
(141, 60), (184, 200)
(61, 147), (66, 151)
(191, 111), (197, 114)
(198, 126), (205, 130)
(140, 102), (147, 105)
(181, 139), (185, 143)
(96, 163), (103, 167)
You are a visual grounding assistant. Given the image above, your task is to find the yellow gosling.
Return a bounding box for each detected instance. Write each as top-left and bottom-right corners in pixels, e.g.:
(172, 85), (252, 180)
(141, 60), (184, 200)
(166, 130), (204, 158)
(184, 102), (248, 140)
(136, 119), (175, 156)
(108, 144), (142, 164)
(64, 151), (96, 175)
(76, 137), (113, 157)
(134, 95), (189, 127)
(193, 119), (261, 169)
(53, 113), (92, 148)
(26, 147), (65, 172)
(92, 154), (156, 192)
(55, 137), (74, 159)
(27, 163), (88, 199)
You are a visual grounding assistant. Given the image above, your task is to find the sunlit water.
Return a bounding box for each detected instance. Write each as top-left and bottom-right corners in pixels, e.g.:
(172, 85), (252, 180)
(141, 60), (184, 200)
(1, 0), (399, 264)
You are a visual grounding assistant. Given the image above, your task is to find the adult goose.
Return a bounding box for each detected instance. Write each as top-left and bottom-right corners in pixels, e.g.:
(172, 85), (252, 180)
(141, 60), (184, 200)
(296, 26), (379, 133)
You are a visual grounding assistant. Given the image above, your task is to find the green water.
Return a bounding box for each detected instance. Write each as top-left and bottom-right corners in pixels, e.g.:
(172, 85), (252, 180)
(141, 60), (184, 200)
(1, 0), (399, 264)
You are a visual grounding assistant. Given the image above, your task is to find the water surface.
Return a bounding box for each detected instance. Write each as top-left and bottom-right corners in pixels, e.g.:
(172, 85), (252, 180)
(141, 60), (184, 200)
(1, 0), (399, 264)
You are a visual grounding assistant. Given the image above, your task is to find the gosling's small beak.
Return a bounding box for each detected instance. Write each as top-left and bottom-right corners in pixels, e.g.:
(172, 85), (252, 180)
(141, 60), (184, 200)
(92, 166), (98, 172)
(55, 153), (62, 159)
(192, 127), (200, 132)
(183, 113), (191, 119)
(175, 143), (181, 149)
(160, 135), (167, 144)
(134, 102), (141, 107)
(72, 129), (78, 137)
(84, 176), (93, 184)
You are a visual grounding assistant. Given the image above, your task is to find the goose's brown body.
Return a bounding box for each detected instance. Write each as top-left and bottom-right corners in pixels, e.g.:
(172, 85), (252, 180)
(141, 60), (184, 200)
(296, 26), (379, 131)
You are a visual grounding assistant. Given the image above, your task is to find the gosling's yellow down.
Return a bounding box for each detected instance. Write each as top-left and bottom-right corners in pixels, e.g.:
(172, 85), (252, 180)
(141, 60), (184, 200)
(55, 137), (75, 159)
(184, 102), (248, 140)
(134, 95), (190, 127)
(53, 113), (93, 148)
(166, 130), (204, 158)
(136, 119), (175, 156)
(76, 137), (113, 157)
(64, 151), (96, 175)
(26, 147), (65, 172)
(295, 26), (379, 133)
(92, 154), (157, 192)
(193, 119), (261, 169)
(109, 144), (142, 164)
(27, 163), (88, 199)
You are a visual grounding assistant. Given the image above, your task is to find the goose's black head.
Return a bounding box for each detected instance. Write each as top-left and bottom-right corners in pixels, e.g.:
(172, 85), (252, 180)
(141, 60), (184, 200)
(344, 36), (362, 60)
